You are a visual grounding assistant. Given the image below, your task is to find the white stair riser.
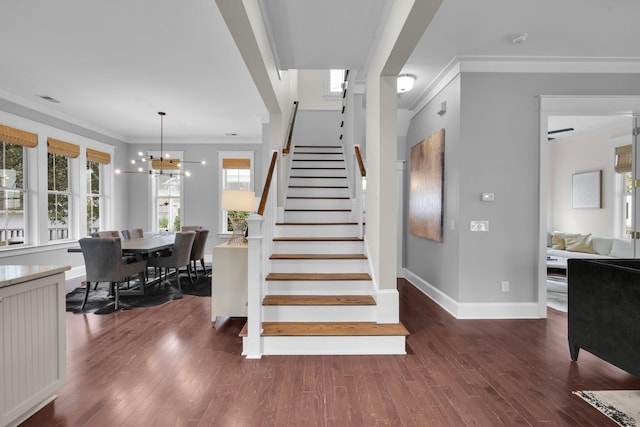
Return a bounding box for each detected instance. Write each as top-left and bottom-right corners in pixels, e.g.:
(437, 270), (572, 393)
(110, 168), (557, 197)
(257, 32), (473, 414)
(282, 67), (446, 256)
(262, 305), (376, 322)
(289, 168), (346, 177)
(288, 177), (348, 187)
(265, 280), (372, 295)
(283, 210), (352, 223)
(293, 147), (342, 154)
(276, 224), (359, 237)
(285, 198), (350, 210)
(287, 187), (350, 198)
(272, 240), (363, 254)
(291, 160), (346, 169)
(269, 259), (368, 273)
(248, 336), (407, 356)
(293, 153), (344, 161)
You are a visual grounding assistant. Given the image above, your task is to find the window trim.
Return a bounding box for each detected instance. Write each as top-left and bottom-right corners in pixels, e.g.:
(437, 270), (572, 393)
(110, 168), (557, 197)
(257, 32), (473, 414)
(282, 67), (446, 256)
(218, 151), (254, 235)
(0, 111), (115, 255)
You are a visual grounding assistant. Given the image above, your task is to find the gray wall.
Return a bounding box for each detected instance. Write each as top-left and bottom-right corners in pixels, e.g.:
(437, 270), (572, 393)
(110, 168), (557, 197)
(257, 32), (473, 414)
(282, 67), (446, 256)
(126, 142), (263, 247)
(292, 110), (342, 146)
(405, 72), (640, 304)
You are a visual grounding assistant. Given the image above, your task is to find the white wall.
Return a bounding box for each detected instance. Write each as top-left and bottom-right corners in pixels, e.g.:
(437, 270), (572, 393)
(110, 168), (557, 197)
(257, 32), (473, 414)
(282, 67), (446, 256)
(548, 124), (632, 236)
(405, 71), (640, 309)
(297, 70), (342, 111)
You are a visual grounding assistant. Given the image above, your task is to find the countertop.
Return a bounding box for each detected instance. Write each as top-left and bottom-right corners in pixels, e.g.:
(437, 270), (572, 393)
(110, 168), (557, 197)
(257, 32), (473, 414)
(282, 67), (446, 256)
(0, 265), (71, 289)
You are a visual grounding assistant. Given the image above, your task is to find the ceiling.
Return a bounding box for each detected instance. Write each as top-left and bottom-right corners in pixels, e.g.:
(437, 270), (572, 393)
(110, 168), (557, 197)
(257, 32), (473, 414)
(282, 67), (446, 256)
(2, 0), (640, 142)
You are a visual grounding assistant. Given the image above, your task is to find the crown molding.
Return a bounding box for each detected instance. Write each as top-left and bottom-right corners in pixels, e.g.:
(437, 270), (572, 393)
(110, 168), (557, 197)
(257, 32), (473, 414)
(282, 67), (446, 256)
(0, 85), (129, 142)
(129, 137), (262, 145)
(409, 56), (640, 117)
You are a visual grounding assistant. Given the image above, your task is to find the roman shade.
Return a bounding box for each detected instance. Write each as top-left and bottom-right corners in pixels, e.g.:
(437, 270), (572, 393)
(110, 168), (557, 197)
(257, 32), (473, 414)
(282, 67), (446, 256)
(86, 148), (111, 164)
(615, 144), (632, 174)
(47, 137), (80, 158)
(151, 158), (180, 170)
(0, 124), (38, 147)
(223, 158), (251, 169)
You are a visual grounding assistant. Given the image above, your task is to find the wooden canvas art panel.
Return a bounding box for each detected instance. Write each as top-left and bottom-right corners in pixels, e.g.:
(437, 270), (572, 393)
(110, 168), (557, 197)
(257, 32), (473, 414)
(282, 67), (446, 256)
(410, 129), (445, 241)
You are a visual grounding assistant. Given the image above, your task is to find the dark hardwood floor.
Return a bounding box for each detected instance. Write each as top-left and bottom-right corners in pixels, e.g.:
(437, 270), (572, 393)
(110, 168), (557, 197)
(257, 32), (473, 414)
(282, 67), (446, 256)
(21, 278), (639, 426)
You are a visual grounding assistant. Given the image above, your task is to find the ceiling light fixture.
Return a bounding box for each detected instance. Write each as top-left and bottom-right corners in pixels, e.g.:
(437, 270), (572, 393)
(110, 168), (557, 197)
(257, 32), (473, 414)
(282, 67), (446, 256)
(511, 33), (528, 44)
(115, 112), (205, 177)
(397, 74), (416, 93)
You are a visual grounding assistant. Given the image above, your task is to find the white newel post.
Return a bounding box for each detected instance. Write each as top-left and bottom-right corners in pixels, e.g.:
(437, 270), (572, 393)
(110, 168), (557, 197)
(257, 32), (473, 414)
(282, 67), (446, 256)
(245, 213), (264, 359)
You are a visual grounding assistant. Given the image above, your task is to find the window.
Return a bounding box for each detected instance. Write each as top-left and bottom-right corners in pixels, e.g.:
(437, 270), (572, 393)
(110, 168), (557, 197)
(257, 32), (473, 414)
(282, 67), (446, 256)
(615, 144), (633, 238)
(329, 69), (346, 94)
(47, 137), (79, 241)
(0, 142), (26, 246)
(85, 148), (110, 236)
(154, 174), (182, 232)
(219, 152), (254, 233)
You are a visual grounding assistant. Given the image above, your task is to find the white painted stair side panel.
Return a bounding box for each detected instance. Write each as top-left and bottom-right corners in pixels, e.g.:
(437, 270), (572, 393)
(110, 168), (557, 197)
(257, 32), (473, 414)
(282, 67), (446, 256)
(249, 336), (407, 355)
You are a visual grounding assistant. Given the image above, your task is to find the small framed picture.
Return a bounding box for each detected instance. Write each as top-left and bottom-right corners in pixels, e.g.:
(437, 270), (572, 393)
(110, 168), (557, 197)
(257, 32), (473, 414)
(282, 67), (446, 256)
(572, 170), (601, 209)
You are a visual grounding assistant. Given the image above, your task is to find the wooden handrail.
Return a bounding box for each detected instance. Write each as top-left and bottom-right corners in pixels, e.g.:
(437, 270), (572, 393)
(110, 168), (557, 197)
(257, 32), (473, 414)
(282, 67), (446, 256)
(354, 145), (366, 177)
(282, 101), (299, 155)
(257, 151), (278, 215)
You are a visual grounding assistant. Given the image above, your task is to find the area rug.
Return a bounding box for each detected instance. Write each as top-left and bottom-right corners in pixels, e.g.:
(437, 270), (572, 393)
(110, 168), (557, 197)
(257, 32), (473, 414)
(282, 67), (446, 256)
(66, 269), (211, 315)
(574, 390), (640, 426)
(547, 276), (567, 312)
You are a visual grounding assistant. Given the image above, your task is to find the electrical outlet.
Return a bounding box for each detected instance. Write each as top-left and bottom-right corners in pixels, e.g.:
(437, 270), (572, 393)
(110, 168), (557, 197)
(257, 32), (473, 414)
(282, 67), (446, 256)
(501, 281), (510, 292)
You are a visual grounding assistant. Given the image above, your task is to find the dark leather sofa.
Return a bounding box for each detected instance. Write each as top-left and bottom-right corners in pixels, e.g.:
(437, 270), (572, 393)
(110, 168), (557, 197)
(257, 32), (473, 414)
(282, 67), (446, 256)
(568, 258), (640, 377)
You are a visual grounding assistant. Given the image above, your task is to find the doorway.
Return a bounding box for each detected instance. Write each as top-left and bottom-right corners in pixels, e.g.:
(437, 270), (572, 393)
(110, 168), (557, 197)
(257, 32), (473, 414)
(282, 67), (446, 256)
(539, 96), (640, 318)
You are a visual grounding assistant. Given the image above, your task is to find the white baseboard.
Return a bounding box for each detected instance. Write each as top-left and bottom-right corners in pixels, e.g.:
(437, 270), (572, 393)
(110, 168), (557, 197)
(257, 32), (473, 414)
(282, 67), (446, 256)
(403, 268), (541, 319)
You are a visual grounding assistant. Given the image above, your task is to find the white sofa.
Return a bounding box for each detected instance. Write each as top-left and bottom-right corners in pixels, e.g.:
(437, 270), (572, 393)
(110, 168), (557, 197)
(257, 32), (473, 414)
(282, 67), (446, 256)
(547, 232), (634, 263)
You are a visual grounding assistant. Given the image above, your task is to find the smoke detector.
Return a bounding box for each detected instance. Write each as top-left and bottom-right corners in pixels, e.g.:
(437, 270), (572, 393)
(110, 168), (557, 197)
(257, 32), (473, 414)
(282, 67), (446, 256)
(511, 33), (528, 44)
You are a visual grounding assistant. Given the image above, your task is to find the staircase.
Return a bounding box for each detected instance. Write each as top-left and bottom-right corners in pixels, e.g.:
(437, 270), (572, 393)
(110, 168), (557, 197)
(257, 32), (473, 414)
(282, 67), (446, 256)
(242, 143), (408, 356)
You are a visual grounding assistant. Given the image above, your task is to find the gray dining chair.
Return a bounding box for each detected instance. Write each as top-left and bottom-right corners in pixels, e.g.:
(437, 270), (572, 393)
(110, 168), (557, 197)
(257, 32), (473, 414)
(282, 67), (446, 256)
(181, 225), (202, 231)
(129, 228), (144, 238)
(121, 229), (131, 240)
(189, 229), (209, 280)
(78, 237), (147, 311)
(96, 230), (120, 238)
(147, 231), (196, 290)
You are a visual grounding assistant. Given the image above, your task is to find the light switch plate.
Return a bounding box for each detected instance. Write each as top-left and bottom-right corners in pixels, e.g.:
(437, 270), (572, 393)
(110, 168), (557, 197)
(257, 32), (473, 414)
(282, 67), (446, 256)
(470, 220), (489, 231)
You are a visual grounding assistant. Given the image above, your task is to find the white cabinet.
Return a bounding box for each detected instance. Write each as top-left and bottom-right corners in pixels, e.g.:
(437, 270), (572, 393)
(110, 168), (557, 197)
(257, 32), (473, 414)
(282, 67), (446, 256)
(0, 266), (68, 427)
(211, 243), (248, 323)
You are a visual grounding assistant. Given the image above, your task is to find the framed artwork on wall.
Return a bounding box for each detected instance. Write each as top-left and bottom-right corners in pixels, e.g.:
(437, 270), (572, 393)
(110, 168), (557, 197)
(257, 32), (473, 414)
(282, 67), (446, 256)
(572, 170), (601, 209)
(409, 128), (445, 241)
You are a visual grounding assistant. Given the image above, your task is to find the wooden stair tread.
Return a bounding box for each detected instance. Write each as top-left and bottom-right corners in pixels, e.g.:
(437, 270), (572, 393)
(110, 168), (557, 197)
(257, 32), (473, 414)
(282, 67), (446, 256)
(239, 322), (247, 337)
(270, 254), (366, 260)
(273, 237), (362, 241)
(266, 273), (371, 281)
(294, 152), (342, 155)
(263, 295), (376, 306)
(261, 322), (409, 337)
(296, 145), (341, 148)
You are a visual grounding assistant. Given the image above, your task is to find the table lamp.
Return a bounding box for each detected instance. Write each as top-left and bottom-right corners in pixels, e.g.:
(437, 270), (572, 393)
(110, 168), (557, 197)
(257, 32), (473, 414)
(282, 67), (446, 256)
(221, 189), (255, 245)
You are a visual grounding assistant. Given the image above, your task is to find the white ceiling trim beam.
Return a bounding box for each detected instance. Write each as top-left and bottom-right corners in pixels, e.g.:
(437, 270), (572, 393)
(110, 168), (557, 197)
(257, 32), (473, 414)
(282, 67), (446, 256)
(216, 0), (286, 115)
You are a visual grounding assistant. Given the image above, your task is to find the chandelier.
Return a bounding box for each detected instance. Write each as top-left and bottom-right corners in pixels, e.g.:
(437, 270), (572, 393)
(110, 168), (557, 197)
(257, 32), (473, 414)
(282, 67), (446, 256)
(116, 111), (205, 177)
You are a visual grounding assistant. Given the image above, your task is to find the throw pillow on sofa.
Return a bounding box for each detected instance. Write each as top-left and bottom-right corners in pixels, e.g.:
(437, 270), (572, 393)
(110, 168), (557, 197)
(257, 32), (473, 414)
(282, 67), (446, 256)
(565, 233), (596, 254)
(552, 232), (580, 250)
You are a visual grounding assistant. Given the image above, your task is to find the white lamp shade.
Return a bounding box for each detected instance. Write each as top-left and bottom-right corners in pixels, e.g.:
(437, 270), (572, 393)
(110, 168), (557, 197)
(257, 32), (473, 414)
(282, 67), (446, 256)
(221, 189), (255, 212)
(397, 74), (416, 93)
